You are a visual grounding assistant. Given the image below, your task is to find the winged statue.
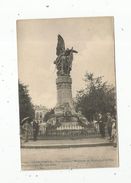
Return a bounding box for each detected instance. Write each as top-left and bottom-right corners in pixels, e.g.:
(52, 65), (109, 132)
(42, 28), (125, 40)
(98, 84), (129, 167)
(54, 34), (78, 76)
(56, 34), (65, 56)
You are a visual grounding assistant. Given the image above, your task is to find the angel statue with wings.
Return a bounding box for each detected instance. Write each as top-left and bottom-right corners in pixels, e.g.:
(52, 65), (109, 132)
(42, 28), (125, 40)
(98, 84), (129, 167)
(54, 35), (78, 76)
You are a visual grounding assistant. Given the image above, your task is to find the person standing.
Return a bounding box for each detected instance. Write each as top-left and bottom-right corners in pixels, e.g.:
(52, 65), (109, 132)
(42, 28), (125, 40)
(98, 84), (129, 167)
(39, 121), (47, 135)
(106, 113), (112, 140)
(98, 113), (105, 137)
(111, 119), (117, 147)
(22, 119), (30, 142)
(33, 120), (39, 141)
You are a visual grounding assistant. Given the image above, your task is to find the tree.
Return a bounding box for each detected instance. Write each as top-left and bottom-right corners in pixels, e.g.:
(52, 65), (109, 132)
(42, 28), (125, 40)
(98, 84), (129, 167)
(18, 81), (35, 122)
(75, 72), (116, 121)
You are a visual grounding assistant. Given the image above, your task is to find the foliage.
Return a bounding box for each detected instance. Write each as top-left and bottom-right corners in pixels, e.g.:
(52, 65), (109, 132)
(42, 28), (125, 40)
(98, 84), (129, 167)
(18, 81), (35, 122)
(75, 72), (117, 121)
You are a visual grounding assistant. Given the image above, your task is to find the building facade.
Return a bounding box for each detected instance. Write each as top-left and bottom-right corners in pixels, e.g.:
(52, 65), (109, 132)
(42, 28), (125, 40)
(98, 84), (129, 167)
(34, 105), (48, 122)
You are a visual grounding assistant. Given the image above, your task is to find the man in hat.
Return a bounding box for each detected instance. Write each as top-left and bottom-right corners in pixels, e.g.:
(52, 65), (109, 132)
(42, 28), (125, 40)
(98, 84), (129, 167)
(22, 118), (31, 142)
(32, 120), (39, 141)
(98, 113), (105, 138)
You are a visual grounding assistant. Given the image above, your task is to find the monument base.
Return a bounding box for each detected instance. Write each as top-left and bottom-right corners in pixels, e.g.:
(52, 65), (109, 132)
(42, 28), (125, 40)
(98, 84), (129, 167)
(45, 119), (95, 139)
(46, 110), (89, 139)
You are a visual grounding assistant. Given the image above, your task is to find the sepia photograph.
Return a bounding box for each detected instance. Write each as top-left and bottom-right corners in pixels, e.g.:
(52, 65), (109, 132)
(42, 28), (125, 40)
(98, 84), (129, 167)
(17, 17), (119, 170)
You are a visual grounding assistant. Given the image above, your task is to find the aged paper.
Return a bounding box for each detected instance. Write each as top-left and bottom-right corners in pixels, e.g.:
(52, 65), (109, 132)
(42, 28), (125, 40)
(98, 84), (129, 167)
(17, 17), (118, 170)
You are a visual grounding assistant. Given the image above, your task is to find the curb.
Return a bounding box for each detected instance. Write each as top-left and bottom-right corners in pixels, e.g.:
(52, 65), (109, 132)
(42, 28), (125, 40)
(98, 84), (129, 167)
(21, 142), (113, 149)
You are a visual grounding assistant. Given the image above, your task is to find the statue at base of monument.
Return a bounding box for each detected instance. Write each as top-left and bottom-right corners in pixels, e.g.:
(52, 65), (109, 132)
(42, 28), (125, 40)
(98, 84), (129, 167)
(54, 34), (78, 76)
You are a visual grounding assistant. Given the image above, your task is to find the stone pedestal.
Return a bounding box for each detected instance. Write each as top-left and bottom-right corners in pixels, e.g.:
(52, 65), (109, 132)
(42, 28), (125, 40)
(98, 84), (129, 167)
(56, 76), (73, 107)
(55, 75), (75, 116)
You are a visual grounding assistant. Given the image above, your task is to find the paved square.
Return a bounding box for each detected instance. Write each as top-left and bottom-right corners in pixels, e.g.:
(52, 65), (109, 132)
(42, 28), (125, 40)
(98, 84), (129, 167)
(21, 146), (118, 170)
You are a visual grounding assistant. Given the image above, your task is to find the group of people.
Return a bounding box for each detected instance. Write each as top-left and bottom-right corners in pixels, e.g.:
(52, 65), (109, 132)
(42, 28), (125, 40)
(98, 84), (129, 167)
(21, 112), (117, 147)
(21, 119), (39, 142)
(94, 112), (117, 146)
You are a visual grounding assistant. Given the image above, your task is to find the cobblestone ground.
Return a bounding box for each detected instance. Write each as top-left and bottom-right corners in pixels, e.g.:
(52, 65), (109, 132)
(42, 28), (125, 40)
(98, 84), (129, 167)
(21, 146), (118, 170)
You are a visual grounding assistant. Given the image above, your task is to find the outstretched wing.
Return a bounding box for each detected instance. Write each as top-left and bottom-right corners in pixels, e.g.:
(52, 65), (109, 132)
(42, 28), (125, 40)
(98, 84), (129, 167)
(72, 50), (78, 53)
(56, 34), (65, 56)
(71, 47), (78, 53)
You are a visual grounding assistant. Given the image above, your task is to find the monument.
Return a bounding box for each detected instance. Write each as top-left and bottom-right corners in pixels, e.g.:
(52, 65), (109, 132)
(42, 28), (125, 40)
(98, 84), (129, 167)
(54, 35), (77, 118)
(45, 35), (88, 137)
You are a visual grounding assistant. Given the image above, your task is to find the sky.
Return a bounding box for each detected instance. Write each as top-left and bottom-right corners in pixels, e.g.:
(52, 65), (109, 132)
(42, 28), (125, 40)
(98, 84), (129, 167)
(17, 17), (116, 108)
